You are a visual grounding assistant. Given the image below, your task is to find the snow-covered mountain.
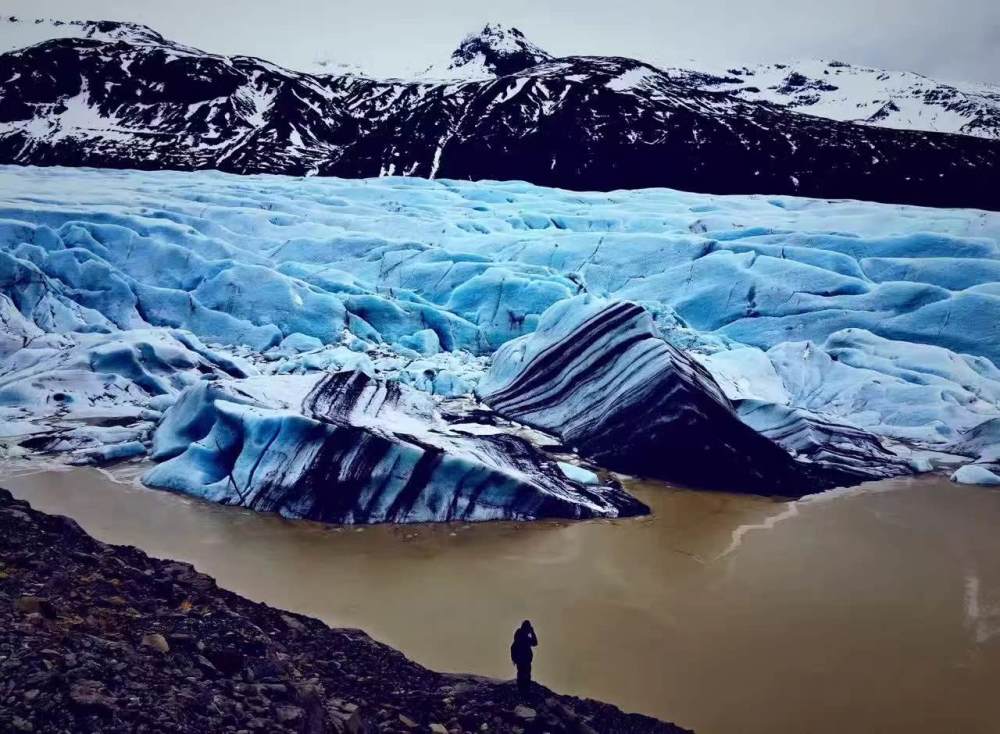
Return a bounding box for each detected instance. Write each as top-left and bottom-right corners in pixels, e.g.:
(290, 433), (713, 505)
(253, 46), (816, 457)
(0, 18), (999, 209)
(0, 16), (174, 52)
(668, 59), (1000, 140)
(318, 23), (1000, 141)
(418, 23), (553, 80)
(308, 59), (368, 77)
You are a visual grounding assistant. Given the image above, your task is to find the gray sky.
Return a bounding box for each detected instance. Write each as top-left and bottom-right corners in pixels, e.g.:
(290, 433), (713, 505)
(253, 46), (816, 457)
(7, 0), (1000, 84)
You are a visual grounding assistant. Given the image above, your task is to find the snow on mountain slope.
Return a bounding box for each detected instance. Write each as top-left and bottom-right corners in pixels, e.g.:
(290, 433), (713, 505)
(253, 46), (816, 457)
(413, 24), (1000, 141)
(669, 59), (1000, 140)
(0, 17), (174, 53)
(1, 20), (999, 209)
(418, 23), (553, 81)
(1, 166), (998, 497)
(307, 59), (369, 77)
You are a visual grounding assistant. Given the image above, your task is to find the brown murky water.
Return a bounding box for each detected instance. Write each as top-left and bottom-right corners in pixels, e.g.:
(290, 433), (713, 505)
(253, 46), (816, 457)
(3, 462), (1000, 734)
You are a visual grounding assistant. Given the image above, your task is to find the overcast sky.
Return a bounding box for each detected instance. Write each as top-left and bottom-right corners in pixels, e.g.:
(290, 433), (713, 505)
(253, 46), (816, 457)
(6, 0), (1000, 84)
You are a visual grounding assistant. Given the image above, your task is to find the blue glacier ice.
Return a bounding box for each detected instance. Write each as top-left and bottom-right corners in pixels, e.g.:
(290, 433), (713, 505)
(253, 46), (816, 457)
(477, 297), (910, 494)
(0, 164), (998, 503)
(144, 370), (646, 523)
(0, 326), (252, 461)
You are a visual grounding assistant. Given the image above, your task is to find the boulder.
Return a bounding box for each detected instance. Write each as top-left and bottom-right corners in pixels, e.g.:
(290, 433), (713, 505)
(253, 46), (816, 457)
(14, 596), (56, 619)
(141, 633), (170, 654)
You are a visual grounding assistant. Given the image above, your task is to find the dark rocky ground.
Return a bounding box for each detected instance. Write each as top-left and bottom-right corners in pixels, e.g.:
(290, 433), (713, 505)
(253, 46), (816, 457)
(0, 488), (691, 734)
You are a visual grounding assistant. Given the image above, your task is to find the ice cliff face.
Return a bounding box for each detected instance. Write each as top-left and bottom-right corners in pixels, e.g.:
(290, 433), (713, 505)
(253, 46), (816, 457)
(144, 370), (647, 523)
(478, 298), (908, 494)
(1, 165), (999, 513)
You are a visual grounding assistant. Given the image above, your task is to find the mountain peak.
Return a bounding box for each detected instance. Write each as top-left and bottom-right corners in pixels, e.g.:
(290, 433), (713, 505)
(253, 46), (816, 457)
(0, 17), (167, 54)
(445, 23), (552, 77)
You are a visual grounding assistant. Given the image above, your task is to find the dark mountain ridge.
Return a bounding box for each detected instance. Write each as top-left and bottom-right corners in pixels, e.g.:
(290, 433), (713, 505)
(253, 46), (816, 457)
(1, 21), (998, 209)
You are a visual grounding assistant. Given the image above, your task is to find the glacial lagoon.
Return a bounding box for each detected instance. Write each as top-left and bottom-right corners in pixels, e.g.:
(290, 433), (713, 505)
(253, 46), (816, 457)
(4, 462), (1000, 734)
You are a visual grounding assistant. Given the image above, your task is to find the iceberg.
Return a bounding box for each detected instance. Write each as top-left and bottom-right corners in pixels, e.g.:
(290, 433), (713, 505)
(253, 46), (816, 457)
(952, 464), (1000, 486)
(145, 370), (647, 523)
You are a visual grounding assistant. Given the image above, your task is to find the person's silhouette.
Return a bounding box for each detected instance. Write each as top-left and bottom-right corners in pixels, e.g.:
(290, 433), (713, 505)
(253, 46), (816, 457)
(510, 620), (538, 695)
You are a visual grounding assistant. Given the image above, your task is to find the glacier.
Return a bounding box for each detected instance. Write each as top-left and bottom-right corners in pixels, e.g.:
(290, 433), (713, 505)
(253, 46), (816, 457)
(1, 164), (999, 517)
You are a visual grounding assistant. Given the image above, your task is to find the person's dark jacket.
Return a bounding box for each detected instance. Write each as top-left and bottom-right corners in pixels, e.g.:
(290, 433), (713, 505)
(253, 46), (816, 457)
(511, 625), (538, 666)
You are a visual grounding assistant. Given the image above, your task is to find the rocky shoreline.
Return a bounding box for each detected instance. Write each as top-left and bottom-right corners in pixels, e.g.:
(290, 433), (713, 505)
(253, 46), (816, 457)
(0, 488), (691, 734)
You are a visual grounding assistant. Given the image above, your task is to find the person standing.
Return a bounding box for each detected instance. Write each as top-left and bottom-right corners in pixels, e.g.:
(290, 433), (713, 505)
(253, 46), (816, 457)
(510, 620), (538, 695)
